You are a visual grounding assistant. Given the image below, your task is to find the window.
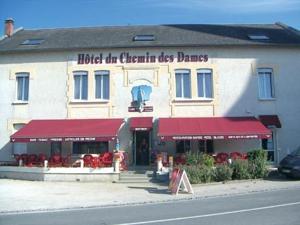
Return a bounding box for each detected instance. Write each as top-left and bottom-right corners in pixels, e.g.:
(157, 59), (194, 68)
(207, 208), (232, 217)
(21, 39), (44, 45)
(51, 142), (62, 155)
(95, 70), (109, 100)
(133, 35), (155, 41)
(198, 140), (214, 154)
(176, 140), (191, 153)
(248, 35), (269, 41)
(73, 142), (108, 154)
(74, 71), (88, 100)
(262, 130), (275, 162)
(16, 73), (29, 101)
(197, 69), (213, 98)
(175, 69), (191, 98)
(258, 68), (274, 99)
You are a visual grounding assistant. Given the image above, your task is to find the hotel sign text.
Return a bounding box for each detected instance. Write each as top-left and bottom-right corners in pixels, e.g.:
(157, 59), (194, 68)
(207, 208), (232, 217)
(77, 52), (208, 65)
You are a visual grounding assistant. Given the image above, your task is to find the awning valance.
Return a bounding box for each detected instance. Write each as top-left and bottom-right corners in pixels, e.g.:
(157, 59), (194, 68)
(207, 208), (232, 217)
(259, 115), (281, 128)
(130, 117), (153, 131)
(10, 119), (124, 143)
(158, 117), (271, 140)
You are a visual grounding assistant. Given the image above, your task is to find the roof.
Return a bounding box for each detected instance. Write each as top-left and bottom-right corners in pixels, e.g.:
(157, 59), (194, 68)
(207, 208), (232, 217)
(157, 117), (271, 140)
(10, 119), (124, 142)
(1, 23), (300, 53)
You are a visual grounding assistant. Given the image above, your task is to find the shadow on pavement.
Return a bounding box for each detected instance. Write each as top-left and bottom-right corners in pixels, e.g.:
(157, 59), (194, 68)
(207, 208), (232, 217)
(127, 186), (170, 194)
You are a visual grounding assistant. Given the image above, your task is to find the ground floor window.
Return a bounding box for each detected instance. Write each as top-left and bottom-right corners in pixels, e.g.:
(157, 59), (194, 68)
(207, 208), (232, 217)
(73, 142), (108, 154)
(176, 140), (191, 153)
(198, 140), (214, 154)
(51, 142), (62, 155)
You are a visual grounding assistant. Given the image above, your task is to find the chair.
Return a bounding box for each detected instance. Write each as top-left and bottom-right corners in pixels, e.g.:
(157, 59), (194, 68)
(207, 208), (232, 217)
(83, 154), (94, 167)
(174, 154), (186, 165)
(230, 152), (242, 160)
(215, 152), (229, 164)
(14, 154), (21, 164)
(27, 154), (38, 166)
(62, 154), (72, 167)
(38, 153), (47, 166)
(49, 154), (63, 167)
(20, 154), (29, 165)
(102, 152), (113, 167)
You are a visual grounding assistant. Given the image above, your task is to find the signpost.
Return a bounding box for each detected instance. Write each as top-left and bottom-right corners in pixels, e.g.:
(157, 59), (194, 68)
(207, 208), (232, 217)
(169, 168), (193, 195)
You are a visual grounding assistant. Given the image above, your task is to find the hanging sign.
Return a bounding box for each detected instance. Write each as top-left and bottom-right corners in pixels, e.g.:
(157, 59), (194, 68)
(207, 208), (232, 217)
(169, 168), (193, 195)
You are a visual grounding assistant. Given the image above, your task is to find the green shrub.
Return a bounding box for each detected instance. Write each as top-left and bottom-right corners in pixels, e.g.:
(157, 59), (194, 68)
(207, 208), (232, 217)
(231, 159), (251, 180)
(185, 151), (202, 165)
(200, 154), (215, 168)
(181, 164), (214, 184)
(214, 164), (233, 182)
(185, 152), (215, 167)
(180, 165), (202, 184)
(247, 149), (269, 179)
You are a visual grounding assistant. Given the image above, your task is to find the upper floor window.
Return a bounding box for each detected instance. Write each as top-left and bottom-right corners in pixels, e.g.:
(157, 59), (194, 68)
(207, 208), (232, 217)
(16, 73), (29, 101)
(175, 69), (191, 99)
(74, 71), (88, 100)
(197, 69), (213, 98)
(95, 70), (109, 100)
(258, 68), (274, 99)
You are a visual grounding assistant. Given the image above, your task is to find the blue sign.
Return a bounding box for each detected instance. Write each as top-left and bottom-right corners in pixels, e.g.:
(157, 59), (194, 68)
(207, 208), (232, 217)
(131, 85), (152, 112)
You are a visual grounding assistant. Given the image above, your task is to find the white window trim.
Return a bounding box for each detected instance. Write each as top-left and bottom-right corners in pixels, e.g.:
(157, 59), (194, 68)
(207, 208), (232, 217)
(197, 69), (213, 99)
(257, 68), (275, 100)
(73, 71), (88, 101)
(95, 70), (110, 100)
(15, 73), (29, 103)
(175, 69), (191, 100)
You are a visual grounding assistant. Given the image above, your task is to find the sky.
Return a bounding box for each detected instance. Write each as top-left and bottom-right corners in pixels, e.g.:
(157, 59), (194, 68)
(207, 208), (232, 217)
(0, 0), (300, 33)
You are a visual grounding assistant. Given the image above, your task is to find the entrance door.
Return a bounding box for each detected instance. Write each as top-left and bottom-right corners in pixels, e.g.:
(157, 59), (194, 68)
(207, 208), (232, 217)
(262, 128), (277, 164)
(134, 131), (150, 166)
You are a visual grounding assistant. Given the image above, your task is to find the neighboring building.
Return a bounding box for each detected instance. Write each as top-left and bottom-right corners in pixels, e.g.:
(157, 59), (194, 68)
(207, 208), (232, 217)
(1, 19), (300, 166)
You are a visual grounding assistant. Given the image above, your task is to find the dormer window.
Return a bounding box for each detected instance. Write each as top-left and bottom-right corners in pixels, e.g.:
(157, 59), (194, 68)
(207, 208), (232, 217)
(247, 35), (270, 40)
(133, 35), (155, 41)
(21, 39), (44, 45)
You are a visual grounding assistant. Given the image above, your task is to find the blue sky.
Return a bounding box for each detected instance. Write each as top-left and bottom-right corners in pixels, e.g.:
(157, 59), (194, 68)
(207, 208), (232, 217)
(0, 0), (299, 33)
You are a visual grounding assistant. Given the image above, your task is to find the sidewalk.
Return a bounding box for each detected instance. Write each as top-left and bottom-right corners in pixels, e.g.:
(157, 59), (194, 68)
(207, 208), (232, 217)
(1, 177), (300, 214)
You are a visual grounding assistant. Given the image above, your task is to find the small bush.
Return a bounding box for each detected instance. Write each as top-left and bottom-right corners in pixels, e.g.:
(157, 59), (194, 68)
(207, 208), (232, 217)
(247, 149), (269, 179)
(181, 164), (214, 184)
(185, 151), (202, 166)
(231, 159), (251, 180)
(214, 164), (233, 182)
(185, 152), (215, 167)
(200, 154), (215, 168)
(180, 165), (202, 184)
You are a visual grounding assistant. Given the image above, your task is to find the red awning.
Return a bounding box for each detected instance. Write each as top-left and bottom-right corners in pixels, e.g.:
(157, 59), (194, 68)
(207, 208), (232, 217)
(259, 115), (281, 128)
(158, 117), (271, 140)
(130, 117), (153, 131)
(10, 119), (124, 143)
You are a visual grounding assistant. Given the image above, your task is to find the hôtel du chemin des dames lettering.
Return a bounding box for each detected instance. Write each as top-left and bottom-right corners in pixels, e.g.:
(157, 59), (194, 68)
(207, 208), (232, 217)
(77, 52), (208, 64)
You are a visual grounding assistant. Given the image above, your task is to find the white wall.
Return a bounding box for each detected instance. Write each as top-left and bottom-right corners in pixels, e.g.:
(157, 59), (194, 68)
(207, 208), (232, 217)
(1, 47), (300, 163)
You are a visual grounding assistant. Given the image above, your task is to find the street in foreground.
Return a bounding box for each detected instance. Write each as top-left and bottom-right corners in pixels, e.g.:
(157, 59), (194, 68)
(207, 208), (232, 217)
(1, 187), (300, 225)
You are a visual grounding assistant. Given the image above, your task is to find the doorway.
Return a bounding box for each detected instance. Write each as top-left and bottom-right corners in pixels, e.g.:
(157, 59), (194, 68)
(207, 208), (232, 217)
(134, 131), (150, 166)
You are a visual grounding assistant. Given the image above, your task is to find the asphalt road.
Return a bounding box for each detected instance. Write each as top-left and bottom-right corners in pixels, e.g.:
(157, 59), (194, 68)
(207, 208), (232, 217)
(1, 188), (300, 225)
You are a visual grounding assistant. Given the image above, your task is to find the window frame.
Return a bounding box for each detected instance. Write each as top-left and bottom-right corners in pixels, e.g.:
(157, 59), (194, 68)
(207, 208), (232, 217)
(73, 71), (88, 101)
(175, 69), (191, 99)
(197, 68), (213, 99)
(16, 72), (29, 102)
(176, 140), (191, 153)
(94, 70), (110, 100)
(257, 68), (275, 100)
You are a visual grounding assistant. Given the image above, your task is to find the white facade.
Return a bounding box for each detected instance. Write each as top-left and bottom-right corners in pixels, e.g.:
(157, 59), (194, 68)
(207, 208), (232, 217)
(1, 46), (300, 164)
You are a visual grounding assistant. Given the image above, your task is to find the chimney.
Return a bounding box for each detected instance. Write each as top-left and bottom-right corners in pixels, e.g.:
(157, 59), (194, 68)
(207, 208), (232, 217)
(4, 18), (14, 37)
